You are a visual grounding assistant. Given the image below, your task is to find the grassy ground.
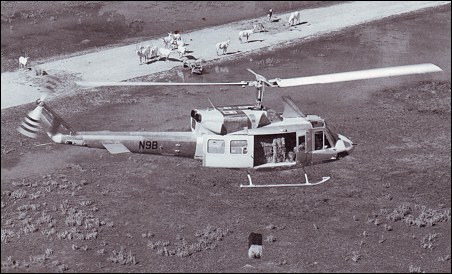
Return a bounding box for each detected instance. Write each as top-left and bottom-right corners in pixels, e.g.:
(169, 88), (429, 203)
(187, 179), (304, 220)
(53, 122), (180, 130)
(1, 2), (451, 273)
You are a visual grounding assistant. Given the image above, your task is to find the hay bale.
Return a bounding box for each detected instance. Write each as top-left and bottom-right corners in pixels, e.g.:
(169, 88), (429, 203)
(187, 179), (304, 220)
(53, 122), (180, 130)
(248, 233), (262, 259)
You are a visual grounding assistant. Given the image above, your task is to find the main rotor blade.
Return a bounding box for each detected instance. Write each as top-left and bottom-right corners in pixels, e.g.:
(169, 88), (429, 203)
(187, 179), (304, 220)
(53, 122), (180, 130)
(247, 68), (274, 86)
(271, 63), (442, 87)
(76, 81), (248, 88)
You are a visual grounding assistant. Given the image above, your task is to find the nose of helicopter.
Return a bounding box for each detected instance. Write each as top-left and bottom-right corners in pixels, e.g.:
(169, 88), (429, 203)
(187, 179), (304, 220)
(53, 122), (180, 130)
(337, 134), (355, 155)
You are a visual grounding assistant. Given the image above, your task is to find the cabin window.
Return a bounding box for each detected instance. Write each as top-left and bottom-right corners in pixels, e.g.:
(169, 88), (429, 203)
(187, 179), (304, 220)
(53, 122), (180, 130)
(207, 139), (225, 154)
(230, 140), (248, 154)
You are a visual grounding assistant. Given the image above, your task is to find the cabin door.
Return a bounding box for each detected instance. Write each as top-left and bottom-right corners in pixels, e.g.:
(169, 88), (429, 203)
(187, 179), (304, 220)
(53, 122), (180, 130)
(203, 135), (254, 168)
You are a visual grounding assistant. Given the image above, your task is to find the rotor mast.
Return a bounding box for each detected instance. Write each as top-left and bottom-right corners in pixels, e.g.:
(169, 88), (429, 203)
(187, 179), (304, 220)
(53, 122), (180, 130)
(255, 81), (264, 109)
(246, 68), (277, 110)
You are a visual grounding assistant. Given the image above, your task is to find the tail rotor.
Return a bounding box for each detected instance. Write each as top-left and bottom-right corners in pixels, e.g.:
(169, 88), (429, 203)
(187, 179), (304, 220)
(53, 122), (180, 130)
(17, 76), (53, 138)
(18, 75), (71, 139)
(17, 101), (44, 138)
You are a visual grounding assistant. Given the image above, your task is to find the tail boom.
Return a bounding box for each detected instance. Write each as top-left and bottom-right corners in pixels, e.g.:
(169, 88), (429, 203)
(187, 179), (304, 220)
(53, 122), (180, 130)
(19, 101), (196, 158)
(54, 131), (197, 157)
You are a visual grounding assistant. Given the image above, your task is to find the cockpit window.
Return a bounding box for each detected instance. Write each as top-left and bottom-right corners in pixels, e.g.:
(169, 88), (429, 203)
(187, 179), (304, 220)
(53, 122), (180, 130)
(314, 131), (331, 150)
(324, 135), (331, 149)
(326, 124), (339, 144)
(314, 131), (323, 150)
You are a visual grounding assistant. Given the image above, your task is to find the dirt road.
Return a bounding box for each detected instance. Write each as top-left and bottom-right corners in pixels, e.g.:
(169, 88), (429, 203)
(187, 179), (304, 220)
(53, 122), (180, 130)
(1, 1), (449, 109)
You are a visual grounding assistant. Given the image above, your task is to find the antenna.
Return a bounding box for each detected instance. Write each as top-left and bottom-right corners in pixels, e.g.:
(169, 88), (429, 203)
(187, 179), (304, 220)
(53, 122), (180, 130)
(207, 98), (216, 109)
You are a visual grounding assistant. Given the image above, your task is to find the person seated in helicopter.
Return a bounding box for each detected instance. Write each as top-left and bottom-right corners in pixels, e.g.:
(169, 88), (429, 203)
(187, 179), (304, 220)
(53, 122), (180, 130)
(294, 142), (305, 153)
(288, 150), (295, 162)
(298, 142), (305, 151)
(314, 133), (324, 150)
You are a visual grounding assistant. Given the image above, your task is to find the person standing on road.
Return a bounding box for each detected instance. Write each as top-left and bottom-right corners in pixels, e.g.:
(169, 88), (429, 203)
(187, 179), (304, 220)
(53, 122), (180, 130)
(268, 8), (273, 21)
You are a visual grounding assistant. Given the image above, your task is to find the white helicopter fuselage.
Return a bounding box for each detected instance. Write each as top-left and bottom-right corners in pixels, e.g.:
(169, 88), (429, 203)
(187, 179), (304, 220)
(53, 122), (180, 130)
(189, 103), (354, 169)
(37, 99), (354, 171)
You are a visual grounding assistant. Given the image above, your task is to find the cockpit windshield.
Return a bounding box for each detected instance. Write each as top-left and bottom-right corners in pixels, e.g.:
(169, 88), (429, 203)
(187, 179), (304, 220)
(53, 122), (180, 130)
(325, 123), (339, 145)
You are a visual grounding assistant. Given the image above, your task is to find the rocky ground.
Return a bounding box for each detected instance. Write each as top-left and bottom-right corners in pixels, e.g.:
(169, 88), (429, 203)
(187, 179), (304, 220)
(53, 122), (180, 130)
(1, 2), (451, 273)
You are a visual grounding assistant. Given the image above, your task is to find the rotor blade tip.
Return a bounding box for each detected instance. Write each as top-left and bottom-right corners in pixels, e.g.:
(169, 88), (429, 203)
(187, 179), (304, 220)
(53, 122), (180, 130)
(430, 64), (443, 72)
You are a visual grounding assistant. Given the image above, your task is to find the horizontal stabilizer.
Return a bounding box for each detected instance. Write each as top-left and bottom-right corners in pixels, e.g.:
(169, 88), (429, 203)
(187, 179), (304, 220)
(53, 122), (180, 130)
(103, 143), (131, 154)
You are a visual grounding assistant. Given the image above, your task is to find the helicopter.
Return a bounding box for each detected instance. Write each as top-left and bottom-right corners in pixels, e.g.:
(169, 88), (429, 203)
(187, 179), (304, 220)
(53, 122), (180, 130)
(18, 63), (442, 188)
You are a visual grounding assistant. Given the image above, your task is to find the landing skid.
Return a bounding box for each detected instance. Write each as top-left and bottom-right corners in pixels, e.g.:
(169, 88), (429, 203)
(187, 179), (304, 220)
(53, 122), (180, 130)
(240, 173), (330, 188)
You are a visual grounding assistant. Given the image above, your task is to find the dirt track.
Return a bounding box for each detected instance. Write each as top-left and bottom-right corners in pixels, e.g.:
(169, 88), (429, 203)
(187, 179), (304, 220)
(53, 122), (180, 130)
(1, 2), (451, 273)
(1, 1), (449, 109)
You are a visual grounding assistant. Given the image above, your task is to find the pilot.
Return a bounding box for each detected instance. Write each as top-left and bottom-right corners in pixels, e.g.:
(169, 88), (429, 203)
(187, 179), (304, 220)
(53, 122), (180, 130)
(298, 142), (305, 152)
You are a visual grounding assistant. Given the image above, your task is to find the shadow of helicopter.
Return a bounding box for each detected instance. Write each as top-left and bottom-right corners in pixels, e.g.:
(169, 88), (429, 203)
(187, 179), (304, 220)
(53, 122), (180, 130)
(244, 39), (264, 43)
(181, 54), (198, 60)
(165, 57), (183, 62)
(143, 59), (159, 65)
(225, 51), (242, 55)
(291, 21), (308, 27)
